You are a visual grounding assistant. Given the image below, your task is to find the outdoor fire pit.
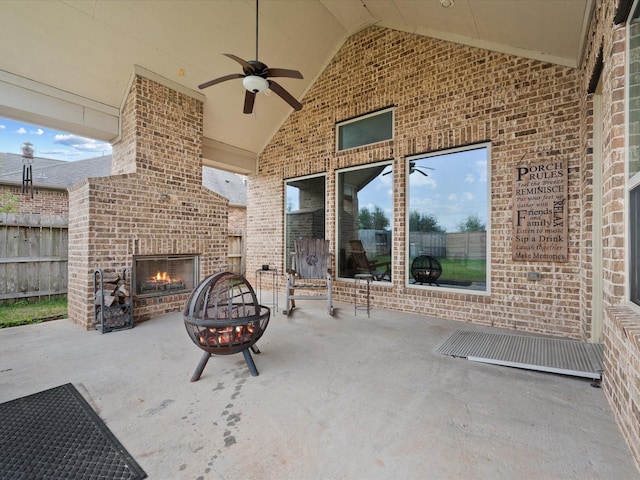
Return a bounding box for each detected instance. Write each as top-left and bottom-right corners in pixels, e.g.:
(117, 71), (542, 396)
(411, 255), (442, 285)
(183, 271), (270, 381)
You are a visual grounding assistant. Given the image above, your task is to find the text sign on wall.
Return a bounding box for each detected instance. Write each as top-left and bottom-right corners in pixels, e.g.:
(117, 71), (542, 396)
(512, 157), (568, 262)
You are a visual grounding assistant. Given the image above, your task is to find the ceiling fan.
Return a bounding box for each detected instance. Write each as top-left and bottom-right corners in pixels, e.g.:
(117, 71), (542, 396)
(382, 161), (435, 177)
(197, 0), (303, 114)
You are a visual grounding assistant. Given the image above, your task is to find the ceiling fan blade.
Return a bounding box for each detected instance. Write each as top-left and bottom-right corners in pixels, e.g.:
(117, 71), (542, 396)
(267, 80), (302, 111)
(243, 90), (256, 114)
(415, 169), (429, 177)
(382, 170), (391, 176)
(265, 67), (303, 79)
(198, 73), (244, 90)
(223, 53), (255, 73)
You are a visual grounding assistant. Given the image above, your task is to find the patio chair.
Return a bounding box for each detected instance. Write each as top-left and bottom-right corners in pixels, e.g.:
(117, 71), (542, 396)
(348, 239), (391, 281)
(283, 238), (334, 315)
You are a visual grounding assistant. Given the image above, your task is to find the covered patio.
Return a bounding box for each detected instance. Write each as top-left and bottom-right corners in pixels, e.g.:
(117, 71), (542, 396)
(1, 298), (636, 479)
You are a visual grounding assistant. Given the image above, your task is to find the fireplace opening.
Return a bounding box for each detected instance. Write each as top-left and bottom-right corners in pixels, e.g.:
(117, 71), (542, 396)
(134, 255), (199, 298)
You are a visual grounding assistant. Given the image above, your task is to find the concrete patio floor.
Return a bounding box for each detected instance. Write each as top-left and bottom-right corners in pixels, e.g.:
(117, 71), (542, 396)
(1, 296), (638, 479)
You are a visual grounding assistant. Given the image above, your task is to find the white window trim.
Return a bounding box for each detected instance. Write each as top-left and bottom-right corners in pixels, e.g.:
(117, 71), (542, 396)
(335, 107), (394, 152)
(334, 160), (394, 282)
(626, 1), (640, 313)
(405, 142), (492, 296)
(284, 173), (328, 269)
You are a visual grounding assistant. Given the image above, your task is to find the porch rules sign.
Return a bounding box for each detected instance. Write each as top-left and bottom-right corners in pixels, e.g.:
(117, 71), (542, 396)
(512, 156), (568, 262)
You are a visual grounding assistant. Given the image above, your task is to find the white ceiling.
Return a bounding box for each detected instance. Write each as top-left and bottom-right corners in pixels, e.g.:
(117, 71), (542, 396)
(0, 0), (592, 170)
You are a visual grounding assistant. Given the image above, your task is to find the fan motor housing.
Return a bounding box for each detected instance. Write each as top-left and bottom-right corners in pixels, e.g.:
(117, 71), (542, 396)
(244, 60), (268, 76)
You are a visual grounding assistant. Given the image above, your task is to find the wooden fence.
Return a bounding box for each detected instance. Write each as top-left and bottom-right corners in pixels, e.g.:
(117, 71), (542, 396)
(409, 231), (486, 260)
(0, 214), (246, 302)
(226, 229), (245, 274)
(0, 213), (68, 301)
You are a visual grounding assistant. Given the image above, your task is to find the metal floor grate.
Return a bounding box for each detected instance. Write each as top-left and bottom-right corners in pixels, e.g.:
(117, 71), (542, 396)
(436, 330), (604, 379)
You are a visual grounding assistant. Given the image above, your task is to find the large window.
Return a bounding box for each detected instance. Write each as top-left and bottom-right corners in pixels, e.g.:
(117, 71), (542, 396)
(628, 2), (640, 306)
(336, 108), (393, 151)
(285, 175), (326, 270)
(407, 144), (490, 292)
(337, 162), (393, 281)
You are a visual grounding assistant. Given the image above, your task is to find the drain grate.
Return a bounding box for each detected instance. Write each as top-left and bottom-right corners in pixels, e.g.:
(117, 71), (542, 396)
(436, 330), (604, 379)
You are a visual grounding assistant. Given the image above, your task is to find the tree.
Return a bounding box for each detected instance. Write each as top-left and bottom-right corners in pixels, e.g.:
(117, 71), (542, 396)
(0, 193), (18, 213)
(359, 206), (390, 230)
(409, 210), (446, 233)
(358, 207), (374, 229)
(457, 213), (486, 232)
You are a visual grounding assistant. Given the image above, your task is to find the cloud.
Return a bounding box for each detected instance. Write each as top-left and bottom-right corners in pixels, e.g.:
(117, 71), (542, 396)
(463, 192), (475, 200)
(410, 174), (437, 188)
(475, 159), (487, 182)
(16, 128), (26, 134)
(0, 125), (5, 130)
(464, 173), (474, 183)
(32, 128), (43, 135)
(54, 134), (112, 154)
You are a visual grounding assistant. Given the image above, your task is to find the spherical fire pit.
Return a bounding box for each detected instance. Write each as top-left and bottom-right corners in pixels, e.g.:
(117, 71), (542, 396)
(183, 271), (270, 381)
(411, 255), (442, 285)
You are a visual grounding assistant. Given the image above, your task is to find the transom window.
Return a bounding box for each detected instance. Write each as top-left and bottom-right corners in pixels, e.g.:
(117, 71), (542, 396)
(406, 144), (490, 293)
(336, 108), (393, 151)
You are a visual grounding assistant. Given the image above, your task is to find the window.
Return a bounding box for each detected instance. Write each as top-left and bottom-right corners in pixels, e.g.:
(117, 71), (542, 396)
(336, 108), (393, 151)
(407, 144), (490, 292)
(285, 175), (326, 270)
(628, 2), (640, 306)
(336, 162), (393, 281)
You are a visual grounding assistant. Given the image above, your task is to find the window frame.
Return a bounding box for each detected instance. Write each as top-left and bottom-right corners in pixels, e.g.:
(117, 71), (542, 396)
(627, 0), (640, 310)
(284, 173), (327, 271)
(405, 143), (491, 295)
(335, 107), (394, 152)
(335, 160), (394, 282)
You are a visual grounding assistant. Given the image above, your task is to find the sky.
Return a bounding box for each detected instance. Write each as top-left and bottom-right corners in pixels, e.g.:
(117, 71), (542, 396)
(0, 117), (112, 161)
(359, 146), (488, 233)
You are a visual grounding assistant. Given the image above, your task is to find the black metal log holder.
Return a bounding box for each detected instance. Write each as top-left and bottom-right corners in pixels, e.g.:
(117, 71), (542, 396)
(183, 271), (270, 381)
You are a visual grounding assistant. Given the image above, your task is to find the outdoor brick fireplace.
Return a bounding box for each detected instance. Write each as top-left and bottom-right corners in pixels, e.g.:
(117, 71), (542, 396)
(67, 69), (228, 329)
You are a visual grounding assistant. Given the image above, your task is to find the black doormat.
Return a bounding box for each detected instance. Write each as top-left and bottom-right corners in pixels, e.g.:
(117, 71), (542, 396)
(0, 383), (147, 480)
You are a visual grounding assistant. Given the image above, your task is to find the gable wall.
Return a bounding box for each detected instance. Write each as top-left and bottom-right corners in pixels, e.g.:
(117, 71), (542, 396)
(248, 25), (583, 338)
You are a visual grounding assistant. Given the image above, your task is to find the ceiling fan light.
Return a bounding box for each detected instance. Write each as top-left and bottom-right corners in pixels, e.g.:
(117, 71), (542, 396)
(243, 75), (269, 93)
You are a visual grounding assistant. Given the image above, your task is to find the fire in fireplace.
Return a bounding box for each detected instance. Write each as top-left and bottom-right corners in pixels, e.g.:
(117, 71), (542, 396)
(134, 255), (198, 297)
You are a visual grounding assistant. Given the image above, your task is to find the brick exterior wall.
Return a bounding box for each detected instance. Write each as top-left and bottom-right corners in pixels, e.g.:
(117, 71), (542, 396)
(67, 74), (228, 328)
(247, 16), (640, 468)
(248, 25), (583, 337)
(583, 0), (640, 470)
(228, 205), (246, 232)
(0, 184), (68, 216)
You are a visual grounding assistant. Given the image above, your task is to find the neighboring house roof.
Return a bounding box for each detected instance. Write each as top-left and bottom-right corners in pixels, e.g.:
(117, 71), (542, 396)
(0, 152), (112, 189)
(202, 167), (247, 207)
(0, 152), (247, 206)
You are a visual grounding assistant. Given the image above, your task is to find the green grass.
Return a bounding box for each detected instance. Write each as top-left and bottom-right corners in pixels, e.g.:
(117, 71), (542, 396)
(0, 298), (68, 328)
(374, 255), (486, 283)
(437, 258), (486, 282)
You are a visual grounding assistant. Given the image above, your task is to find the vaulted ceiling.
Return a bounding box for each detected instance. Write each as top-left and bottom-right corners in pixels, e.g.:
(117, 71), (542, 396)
(0, 0), (593, 173)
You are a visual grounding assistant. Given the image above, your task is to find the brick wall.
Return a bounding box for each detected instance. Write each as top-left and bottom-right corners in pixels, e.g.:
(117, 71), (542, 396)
(247, 25), (583, 338)
(0, 184), (68, 216)
(582, 0), (640, 471)
(68, 74), (228, 328)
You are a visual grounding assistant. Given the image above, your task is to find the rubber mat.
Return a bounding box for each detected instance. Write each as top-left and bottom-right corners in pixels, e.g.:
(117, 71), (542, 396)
(0, 383), (147, 480)
(436, 330), (604, 379)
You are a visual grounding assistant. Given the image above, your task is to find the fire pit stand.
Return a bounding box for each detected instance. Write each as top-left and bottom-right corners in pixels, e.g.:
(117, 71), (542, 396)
(183, 271), (270, 381)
